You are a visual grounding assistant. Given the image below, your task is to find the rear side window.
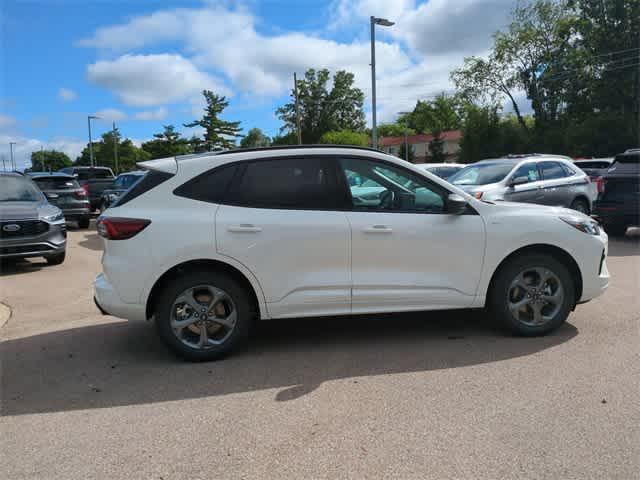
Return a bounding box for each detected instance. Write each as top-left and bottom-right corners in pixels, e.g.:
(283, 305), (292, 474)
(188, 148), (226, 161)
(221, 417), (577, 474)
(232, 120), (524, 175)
(512, 163), (540, 183)
(33, 177), (80, 190)
(112, 170), (172, 207)
(173, 164), (238, 203)
(229, 157), (339, 210)
(540, 162), (568, 180)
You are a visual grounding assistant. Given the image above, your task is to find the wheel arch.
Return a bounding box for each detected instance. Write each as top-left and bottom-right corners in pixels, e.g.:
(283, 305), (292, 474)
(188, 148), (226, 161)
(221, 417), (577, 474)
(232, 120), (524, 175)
(571, 194), (591, 212)
(486, 244), (583, 307)
(145, 258), (266, 321)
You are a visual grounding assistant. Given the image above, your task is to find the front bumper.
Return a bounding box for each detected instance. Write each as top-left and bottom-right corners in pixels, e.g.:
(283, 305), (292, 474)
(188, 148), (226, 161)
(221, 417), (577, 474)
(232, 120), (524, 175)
(94, 272), (146, 321)
(578, 233), (610, 303)
(0, 221), (66, 259)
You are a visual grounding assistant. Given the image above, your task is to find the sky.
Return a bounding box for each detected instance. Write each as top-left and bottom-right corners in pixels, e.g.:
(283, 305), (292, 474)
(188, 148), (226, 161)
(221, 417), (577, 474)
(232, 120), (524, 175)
(0, 0), (521, 170)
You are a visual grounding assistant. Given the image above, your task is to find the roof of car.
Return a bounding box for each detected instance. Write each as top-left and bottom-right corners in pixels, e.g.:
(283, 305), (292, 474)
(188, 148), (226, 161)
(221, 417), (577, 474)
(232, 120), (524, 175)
(573, 158), (614, 164)
(415, 163), (463, 169)
(118, 170), (146, 176)
(29, 172), (76, 179)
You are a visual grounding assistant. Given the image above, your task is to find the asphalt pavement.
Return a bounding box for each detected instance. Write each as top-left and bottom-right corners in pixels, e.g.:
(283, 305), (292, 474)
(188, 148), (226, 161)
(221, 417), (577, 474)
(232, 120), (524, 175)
(1, 225), (639, 479)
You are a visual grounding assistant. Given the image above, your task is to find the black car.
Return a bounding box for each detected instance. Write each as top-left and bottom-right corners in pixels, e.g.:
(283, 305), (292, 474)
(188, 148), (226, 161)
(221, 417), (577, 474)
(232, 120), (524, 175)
(30, 173), (91, 228)
(593, 151), (640, 236)
(99, 171), (146, 211)
(58, 166), (115, 211)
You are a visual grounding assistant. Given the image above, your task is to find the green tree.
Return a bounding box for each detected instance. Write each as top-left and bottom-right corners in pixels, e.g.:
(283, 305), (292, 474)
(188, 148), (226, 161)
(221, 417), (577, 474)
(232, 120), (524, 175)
(319, 130), (369, 146)
(398, 142), (415, 163)
(271, 132), (299, 146)
(184, 90), (242, 151)
(277, 68), (366, 143)
(377, 123), (416, 138)
(240, 128), (271, 148)
(142, 125), (193, 159)
(400, 94), (463, 135)
(429, 135), (446, 163)
(75, 129), (150, 172)
(30, 150), (72, 172)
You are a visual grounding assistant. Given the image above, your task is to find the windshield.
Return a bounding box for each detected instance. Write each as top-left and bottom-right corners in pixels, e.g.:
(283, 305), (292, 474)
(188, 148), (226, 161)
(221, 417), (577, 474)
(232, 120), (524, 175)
(33, 177), (80, 190)
(114, 174), (142, 189)
(0, 176), (43, 202)
(449, 163), (515, 186)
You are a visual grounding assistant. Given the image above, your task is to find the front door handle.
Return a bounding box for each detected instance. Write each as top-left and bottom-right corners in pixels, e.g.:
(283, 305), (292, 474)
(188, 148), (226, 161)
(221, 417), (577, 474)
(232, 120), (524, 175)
(228, 224), (262, 233)
(363, 225), (392, 234)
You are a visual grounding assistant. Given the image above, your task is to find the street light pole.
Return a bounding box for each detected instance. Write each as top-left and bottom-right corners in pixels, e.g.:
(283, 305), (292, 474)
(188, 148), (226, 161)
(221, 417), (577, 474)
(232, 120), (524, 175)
(370, 16), (394, 150)
(87, 115), (100, 167)
(9, 142), (16, 170)
(113, 121), (119, 174)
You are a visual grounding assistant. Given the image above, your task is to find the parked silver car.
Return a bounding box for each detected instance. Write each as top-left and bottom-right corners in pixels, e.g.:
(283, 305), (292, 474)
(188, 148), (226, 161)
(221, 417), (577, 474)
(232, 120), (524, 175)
(0, 172), (67, 265)
(448, 154), (596, 213)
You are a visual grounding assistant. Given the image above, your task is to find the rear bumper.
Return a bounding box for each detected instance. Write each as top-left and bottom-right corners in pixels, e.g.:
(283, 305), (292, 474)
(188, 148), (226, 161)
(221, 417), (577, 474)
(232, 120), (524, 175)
(94, 272), (146, 321)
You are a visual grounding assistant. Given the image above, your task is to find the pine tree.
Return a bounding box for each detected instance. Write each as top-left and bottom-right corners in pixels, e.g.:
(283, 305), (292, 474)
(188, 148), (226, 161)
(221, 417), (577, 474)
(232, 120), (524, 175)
(184, 90), (242, 151)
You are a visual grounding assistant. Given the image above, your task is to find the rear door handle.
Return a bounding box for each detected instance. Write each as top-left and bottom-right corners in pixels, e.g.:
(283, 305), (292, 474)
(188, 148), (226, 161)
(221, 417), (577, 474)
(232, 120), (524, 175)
(228, 224), (262, 233)
(363, 225), (392, 234)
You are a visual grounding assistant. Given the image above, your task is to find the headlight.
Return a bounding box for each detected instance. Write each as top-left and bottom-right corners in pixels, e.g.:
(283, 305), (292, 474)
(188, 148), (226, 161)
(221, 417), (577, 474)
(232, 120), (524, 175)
(560, 216), (600, 235)
(43, 210), (64, 223)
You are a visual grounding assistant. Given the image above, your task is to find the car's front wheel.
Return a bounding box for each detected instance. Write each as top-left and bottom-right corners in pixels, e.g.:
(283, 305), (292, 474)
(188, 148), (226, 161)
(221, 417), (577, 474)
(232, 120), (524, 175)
(490, 254), (574, 336)
(155, 270), (252, 361)
(570, 198), (589, 214)
(46, 252), (66, 265)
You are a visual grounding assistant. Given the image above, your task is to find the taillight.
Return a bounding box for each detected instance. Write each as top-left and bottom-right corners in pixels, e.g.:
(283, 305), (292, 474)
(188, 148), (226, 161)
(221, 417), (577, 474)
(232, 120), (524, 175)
(75, 189), (87, 198)
(595, 176), (605, 193)
(97, 217), (151, 240)
(82, 184), (89, 196)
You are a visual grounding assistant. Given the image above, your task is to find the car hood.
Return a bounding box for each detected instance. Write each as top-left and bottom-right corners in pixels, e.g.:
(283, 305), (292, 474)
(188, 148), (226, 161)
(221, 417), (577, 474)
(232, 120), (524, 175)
(0, 201), (58, 221)
(454, 182), (503, 194)
(486, 200), (591, 221)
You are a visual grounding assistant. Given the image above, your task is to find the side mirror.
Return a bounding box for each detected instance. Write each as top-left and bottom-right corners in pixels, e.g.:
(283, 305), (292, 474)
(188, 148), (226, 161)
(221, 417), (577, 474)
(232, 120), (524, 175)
(447, 193), (468, 215)
(509, 176), (529, 187)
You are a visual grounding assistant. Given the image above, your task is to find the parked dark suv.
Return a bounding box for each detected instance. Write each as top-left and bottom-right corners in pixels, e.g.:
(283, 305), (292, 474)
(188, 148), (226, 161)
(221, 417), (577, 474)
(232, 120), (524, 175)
(593, 150), (640, 236)
(29, 172), (91, 228)
(58, 166), (115, 211)
(0, 172), (67, 265)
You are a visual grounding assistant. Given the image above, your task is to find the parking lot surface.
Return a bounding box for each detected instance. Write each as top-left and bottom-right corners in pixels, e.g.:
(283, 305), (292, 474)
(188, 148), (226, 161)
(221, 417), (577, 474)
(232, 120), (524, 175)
(1, 226), (639, 479)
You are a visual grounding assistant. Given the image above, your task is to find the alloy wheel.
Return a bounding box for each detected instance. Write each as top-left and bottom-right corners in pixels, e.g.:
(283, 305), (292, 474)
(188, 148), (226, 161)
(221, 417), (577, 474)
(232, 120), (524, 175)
(507, 267), (564, 326)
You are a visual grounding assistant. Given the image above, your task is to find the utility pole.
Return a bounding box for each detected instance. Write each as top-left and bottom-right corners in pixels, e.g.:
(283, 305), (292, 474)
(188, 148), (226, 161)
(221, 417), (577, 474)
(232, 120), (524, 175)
(9, 142), (16, 170)
(87, 115), (100, 167)
(370, 16), (394, 150)
(41, 145), (45, 172)
(293, 72), (302, 145)
(113, 121), (119, 174)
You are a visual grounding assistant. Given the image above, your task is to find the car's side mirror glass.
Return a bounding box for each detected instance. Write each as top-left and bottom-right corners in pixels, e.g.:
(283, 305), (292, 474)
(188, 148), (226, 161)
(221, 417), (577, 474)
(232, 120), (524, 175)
(509, 176), (529, 187)
(447, 193), (468, 215)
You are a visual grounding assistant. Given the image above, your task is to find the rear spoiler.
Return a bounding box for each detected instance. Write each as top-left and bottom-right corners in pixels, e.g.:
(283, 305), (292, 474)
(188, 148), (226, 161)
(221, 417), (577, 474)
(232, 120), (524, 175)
(137, 156), (178, 175)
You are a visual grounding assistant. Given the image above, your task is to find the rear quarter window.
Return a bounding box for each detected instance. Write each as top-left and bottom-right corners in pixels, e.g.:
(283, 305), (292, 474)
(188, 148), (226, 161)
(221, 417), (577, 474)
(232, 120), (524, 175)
(173, 164), (238, 204)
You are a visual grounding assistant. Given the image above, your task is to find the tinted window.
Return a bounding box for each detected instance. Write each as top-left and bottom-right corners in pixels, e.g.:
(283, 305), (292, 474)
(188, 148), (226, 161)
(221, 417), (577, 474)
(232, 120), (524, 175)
(91, 169), (114, 179)
(114, 174), (143, 189)
(449, 162), (515, 186)
(113, 170), (171, 207)
(430, 166), (460, 179)
(540, 162), (568, 180)
(174, 164), (237, 203)
(231, 157), (338, 210)
(340, 158), (445, 213)
(0, 176), (43, 202)
(511, 163), (540, 183)
(575, 161), (611, 169)
(32, 177), (80, 190)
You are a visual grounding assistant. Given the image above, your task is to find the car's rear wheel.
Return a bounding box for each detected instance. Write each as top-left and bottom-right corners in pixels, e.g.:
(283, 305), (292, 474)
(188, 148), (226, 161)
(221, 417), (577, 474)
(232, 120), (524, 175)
(78, 217), (90, 229)
(605, 223), (627, 237)
(155, 271), (252, 361)
(490, 254), (574, 336)
(570, 198), (589, 214)
(46, 252), (66, 265)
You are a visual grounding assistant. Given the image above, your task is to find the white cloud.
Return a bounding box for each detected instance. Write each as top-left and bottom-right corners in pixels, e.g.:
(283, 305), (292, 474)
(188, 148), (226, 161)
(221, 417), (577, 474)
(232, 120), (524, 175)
(0, 113), (17, 129)
(87, 54), (228, 107)
(58, 88), (78, 102)
(0, 134), (85, 170)
(93, 108), (128, 121)
(134, 107), (169, 121)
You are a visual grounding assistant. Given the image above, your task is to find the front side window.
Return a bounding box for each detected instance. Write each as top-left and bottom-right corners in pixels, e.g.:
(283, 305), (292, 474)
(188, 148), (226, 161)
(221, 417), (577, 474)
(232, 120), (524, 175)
(340, 157), (445, 213)
(511, 163), (540, 183)
(540, 162), (568, 180)
(232, 157), (338, 210)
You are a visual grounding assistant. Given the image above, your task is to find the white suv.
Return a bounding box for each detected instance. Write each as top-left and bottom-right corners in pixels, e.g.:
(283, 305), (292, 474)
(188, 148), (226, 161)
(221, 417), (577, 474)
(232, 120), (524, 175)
(94, 146), (610, 361)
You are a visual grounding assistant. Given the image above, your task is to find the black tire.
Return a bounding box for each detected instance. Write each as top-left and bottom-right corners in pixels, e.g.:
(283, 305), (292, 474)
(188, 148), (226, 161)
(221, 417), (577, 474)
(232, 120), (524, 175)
(46, 252), (66, 265)
(489, 253), (575, 336)
(155, 270), (253, 361)
(605, 223), (627, 237)
(78, 217), (90, 229)
(570, 198), (589, 214)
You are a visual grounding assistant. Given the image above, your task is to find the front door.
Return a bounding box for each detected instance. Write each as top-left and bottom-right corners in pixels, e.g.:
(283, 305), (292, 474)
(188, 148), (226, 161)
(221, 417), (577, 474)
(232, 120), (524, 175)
(338, 157), (486, 313)
(216, 156), (351, 319)
(504, 162), (545, 204)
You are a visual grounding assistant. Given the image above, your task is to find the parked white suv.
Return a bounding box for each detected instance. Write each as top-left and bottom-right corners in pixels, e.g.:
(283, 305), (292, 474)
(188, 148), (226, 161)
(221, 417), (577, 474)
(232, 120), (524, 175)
(94, 146), (610, 361)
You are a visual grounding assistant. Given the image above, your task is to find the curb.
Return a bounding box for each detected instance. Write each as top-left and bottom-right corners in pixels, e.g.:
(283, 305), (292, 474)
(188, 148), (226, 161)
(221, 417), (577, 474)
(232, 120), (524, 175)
(0, 302), (11, 330)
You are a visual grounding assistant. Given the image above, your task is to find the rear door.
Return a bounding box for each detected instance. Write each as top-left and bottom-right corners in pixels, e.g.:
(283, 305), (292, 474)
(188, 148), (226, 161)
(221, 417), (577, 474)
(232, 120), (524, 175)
(503, 162), (545, 204)
(539, 161), (575, 207)
(216, 156), (351, 319)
